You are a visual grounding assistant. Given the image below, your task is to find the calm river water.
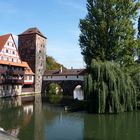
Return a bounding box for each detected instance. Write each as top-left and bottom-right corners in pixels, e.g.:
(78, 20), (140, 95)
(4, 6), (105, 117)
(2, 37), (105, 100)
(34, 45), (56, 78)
(0, 95), (140, 140)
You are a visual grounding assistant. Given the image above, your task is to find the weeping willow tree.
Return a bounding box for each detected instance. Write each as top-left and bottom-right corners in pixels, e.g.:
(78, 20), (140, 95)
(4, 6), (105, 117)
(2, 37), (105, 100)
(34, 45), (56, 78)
(85, 60), (136, 113)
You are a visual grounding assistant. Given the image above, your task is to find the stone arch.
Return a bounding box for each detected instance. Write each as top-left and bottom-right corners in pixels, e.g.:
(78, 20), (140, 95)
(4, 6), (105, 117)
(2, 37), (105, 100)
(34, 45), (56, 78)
(42, 81), (63, 96)
(73, 84), (84, 100)
(42, 80), (84, 97)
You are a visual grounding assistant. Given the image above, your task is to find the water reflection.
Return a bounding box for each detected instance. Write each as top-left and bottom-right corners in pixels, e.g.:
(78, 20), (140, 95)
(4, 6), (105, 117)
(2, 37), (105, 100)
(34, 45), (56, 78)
(84, 112), (140, 140)
(0, 96), (34, 140)
(0, 96), (140, 140)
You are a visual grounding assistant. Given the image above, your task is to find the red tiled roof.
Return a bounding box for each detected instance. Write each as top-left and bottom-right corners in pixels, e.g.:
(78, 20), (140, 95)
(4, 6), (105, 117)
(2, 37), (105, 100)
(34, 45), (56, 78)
(0, 60), (34, 75)
(0, 60), (27, 67)
(0, 34), (11, 51)
(44, 69), (86, 76)
(24, 62), (34, 75)
(18, 27), (47, 39)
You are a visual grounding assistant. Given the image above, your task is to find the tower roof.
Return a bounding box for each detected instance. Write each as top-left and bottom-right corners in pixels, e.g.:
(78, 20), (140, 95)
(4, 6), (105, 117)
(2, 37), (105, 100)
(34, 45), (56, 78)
(18, 27), (47, 39)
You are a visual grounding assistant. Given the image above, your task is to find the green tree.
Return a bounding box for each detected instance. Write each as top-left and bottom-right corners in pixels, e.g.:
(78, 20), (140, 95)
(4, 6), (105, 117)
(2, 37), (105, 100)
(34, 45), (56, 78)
(85, 60), (136, 113)
(79, 0), (140, 68)
(47, 83), (63, 104)
(80, 0), (140, 113)
(137, 15), (140, 60)
(46, 55), (66, 70)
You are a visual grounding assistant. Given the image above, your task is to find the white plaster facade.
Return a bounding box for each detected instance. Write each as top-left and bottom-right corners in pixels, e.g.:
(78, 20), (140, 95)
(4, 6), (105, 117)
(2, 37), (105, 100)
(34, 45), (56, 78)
(0, 35), (21, 63)
(24, 75), (34, 84)
(43, 75), (84, 81)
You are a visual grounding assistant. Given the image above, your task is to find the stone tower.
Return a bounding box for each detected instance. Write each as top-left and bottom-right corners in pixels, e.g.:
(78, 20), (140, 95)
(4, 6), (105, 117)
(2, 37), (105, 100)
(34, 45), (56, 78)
(18, 27), (46, 93)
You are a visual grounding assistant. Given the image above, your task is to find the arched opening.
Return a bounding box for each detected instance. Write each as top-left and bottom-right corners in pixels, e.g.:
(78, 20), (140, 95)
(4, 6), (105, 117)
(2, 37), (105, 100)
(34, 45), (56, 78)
(73, 85), (84, 100)
(45, 83), (63, 103)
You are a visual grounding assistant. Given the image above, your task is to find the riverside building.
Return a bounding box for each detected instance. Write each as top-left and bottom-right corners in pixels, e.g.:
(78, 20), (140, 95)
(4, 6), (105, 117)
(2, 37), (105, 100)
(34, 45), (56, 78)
(0, 33), (35, 97)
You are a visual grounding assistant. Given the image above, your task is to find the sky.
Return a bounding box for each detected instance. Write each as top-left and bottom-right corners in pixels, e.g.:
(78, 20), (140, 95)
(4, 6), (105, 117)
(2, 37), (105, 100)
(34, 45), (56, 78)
(0, 0), (87, 69)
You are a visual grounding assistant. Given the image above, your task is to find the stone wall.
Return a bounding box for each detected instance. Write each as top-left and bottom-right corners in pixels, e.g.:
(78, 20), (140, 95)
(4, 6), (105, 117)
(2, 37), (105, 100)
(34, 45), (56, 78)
(18, 33), (46, 93)
(18, 34), (36, 73)
(35, 34), (46, 93)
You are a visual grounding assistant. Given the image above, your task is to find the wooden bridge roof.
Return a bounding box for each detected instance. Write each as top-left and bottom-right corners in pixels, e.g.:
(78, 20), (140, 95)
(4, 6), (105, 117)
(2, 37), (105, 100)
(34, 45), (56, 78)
(44, 69), (86, 76)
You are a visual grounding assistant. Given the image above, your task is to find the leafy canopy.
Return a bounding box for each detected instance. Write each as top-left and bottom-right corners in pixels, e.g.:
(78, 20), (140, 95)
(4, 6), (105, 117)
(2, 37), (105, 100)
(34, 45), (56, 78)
(79, 0), (140, 67)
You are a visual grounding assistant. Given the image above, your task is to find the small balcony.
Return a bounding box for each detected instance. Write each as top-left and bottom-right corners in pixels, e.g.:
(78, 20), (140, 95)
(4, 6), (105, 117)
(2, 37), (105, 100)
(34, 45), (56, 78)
(0, 78), (24, 85)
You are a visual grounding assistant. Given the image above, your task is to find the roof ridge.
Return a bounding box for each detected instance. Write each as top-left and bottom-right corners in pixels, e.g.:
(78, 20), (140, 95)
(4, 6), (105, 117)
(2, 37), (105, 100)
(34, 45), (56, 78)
(18, 27), (47, 39)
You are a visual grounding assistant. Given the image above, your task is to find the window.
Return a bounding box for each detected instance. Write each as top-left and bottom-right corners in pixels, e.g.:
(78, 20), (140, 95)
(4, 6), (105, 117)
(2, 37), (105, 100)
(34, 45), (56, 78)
(13, 51), (15, 54)
(24, 76), (27, 80)
(12, 58), (14, 62)
(6, 49), (8, 53)
(7, 42), (10, 46)
(29, 76), (32, 80)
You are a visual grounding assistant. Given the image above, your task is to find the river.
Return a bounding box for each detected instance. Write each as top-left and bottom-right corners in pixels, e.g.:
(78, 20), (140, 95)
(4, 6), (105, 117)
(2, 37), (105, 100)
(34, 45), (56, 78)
(0, 95), (140, 140)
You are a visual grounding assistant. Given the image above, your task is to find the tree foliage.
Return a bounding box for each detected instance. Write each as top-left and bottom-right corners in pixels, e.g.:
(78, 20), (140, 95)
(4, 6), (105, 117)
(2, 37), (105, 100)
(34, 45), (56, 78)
(79, 0), (140, 113)
(79, 0), (140, 67)
(46, 55), (66, 70)
(85, 60), (136, 113)
(137, 16), (140, 59)
(47, 83), (63, 104)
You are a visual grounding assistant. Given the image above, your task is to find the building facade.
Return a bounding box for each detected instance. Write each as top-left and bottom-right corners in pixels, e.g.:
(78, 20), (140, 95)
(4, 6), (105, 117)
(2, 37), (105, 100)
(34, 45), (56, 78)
(18, 28), (46, 93)
(0, 34), (34, 97)
(0, 34), (24, 97)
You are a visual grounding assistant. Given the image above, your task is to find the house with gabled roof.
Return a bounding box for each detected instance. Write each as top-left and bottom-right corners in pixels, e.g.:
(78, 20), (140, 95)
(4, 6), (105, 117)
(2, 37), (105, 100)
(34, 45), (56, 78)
(0, 33), (34, 97)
